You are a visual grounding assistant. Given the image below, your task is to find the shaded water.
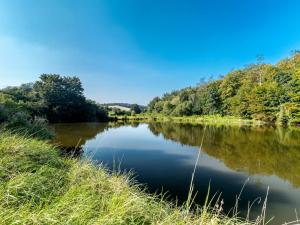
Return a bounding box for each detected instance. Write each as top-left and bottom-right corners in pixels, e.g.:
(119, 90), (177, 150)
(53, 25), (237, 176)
(53, 122), (300, 224)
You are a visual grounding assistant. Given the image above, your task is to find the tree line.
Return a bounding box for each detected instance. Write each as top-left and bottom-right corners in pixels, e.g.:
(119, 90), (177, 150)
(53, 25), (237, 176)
(148, 52), (300, 125)
(0, 74), (108, 138)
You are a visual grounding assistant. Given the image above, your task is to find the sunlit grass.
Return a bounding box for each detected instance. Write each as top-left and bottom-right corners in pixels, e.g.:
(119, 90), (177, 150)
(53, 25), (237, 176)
(114, 113), (265, 126)
(0, 132), (270, 225)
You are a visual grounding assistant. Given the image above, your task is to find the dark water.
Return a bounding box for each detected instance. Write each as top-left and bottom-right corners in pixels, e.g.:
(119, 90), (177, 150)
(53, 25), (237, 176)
(52, 122), (300, 224)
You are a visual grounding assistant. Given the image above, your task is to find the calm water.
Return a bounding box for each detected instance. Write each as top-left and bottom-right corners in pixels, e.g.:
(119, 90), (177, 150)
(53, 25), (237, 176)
(52, 122), (300, 224)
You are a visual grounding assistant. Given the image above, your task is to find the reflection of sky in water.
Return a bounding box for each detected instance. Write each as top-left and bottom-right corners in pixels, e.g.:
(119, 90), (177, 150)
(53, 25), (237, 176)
(85, 124), (183, 152)
(56, 123), (300, 224)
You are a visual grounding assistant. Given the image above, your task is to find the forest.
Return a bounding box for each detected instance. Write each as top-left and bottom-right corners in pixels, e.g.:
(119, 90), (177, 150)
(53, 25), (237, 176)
(148, 52), (300, 125)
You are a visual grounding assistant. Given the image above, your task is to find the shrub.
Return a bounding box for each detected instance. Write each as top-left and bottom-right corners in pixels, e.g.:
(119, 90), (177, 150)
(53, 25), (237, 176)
(1, 112), (54, 140)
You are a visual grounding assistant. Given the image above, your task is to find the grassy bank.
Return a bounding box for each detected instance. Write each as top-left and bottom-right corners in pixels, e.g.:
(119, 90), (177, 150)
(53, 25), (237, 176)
(0, 132), (266, 225)
(114, 114), (266, 126)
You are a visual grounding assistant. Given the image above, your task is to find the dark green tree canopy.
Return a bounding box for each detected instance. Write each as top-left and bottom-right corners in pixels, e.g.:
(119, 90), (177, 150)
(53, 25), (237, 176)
(34, 74), (84, 104)
(131, 104), (142, 114)
(1, 74), (108, 124)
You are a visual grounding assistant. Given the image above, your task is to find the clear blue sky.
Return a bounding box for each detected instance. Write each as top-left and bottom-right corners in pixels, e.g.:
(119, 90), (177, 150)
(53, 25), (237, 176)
(1, 0), (300, 104)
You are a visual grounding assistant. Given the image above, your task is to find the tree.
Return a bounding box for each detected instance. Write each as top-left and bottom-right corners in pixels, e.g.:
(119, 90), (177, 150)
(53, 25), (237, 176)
(219, 71), (243, 115)
(32, 74), (108, 122)
(200, 81), (222, 115)
(1, 83), (34, 102)
(162, 101), (175, 115)
(131, 104), (142, 114)
(148, 97), (161, 112)
(256, 54), (265, 86)
(33, 74), (86, 122)
(171, 101), (193, 116)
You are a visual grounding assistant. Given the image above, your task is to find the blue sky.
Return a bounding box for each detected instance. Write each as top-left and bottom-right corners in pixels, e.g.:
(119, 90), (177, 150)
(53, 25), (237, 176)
(0, 0), (300, 104)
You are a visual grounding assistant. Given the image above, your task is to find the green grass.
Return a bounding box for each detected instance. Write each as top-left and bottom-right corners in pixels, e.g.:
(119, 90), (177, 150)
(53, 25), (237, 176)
(114, 114), (265, 126)
(0, 132), (267, 225)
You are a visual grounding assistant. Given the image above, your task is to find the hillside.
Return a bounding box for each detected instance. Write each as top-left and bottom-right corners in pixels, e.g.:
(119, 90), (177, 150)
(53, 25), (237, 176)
(148, 52), (300, 125)
(102, 103), (146, 111)
(108, 105), (131, 111)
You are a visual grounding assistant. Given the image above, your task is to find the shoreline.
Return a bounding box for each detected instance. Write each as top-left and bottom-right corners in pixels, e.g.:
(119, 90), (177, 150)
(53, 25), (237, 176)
(112, 114), (267, 127)
(0, 132), (262, 224)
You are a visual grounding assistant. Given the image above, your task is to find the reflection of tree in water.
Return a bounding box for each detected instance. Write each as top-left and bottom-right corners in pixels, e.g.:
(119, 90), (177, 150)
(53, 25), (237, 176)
(52, 123), (109, 147)
(108, 121), (140, 128)
(148, 122), (300, 187)
(52, 122), (141, 149)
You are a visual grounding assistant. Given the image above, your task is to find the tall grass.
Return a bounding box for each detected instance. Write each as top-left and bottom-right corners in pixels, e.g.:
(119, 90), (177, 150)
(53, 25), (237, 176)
(0, 132), (272, 225)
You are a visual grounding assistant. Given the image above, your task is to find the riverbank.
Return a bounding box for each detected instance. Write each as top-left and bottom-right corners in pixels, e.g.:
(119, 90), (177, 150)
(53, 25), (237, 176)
(113, 114), (266, 126)
(0, 132), (263, 225)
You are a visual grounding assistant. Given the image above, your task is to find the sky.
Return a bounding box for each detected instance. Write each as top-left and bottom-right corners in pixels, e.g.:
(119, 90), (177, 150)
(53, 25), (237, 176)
(0, 0), (300, 105)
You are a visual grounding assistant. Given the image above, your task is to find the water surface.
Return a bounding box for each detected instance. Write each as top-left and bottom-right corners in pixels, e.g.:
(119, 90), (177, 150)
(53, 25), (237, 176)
(53, 122), (300, 224)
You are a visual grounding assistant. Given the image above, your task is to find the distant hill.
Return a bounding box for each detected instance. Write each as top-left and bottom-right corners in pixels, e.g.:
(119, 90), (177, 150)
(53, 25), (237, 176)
(107, 105), (131, 112)
(101, 103), (147, 111)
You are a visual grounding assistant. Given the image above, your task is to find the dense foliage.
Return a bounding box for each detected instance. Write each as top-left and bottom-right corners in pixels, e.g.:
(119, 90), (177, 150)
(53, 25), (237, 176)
(130, 104), (142, 114)
(0, 74), (108, 137)
(148, 52), (300, 125)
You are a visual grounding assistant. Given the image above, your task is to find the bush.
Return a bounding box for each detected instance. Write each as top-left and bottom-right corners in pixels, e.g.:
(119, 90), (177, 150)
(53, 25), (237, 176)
(1, 112), (54, 140)
(0, 104), (8, 123)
